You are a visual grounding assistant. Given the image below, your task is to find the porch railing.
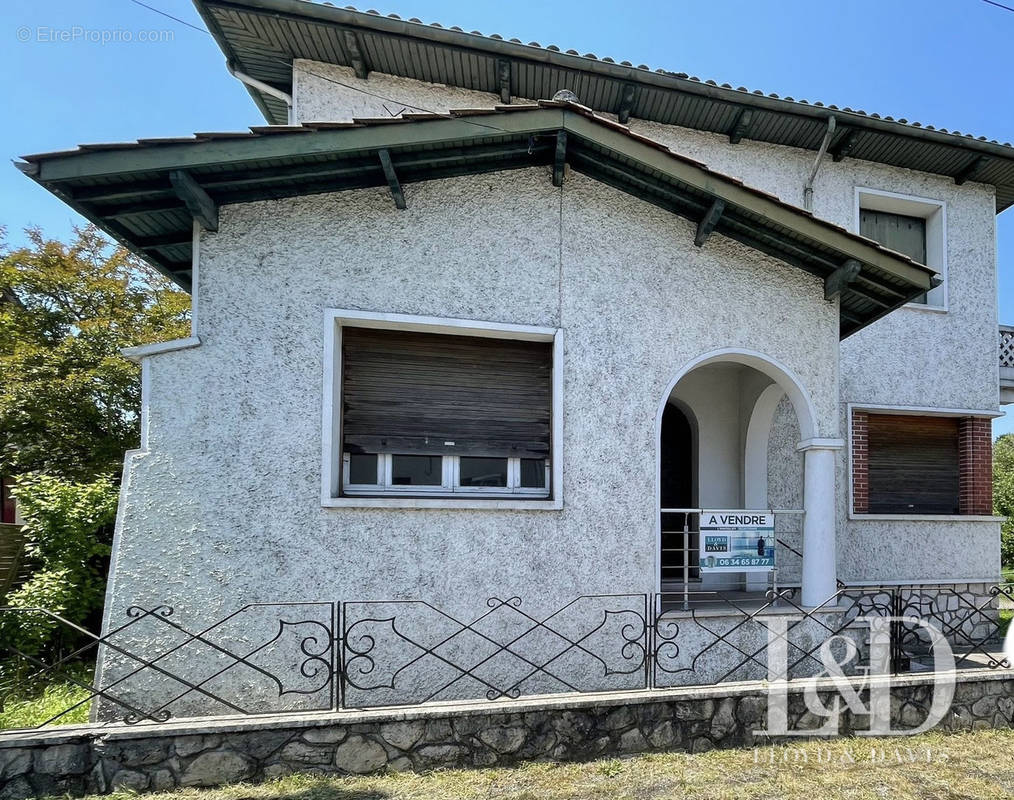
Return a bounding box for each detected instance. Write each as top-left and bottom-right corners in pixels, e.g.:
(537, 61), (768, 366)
(659, 508), (805, 609)
(1, 581), (1010, 733)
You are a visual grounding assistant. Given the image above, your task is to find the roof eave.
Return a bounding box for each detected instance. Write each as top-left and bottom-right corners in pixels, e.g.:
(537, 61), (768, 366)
(17, 106), (935, 333)
(194, 0), (1014, 166)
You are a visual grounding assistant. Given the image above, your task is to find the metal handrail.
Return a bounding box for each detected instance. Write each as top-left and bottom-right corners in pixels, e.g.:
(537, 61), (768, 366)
(659, 508), (804, 609)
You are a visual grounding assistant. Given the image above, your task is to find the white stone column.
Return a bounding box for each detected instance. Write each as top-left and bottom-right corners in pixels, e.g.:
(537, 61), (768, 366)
(797, 438), (844, 608)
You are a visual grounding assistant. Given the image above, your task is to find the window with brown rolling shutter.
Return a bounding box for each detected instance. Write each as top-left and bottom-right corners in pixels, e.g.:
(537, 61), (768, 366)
(341, 327), (552, 461)
(866, 414), (959, 514)
(859, 209), (929, 303)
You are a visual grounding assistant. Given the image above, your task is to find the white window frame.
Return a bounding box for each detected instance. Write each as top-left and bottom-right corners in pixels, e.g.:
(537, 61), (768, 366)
(322, 309), (563, 510)
(342, 454), (551, 498)
(854, 187), (947, 311)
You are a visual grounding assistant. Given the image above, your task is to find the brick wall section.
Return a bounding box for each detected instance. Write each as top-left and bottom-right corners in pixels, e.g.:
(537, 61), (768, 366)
(959, 417), (993, 515)
(851, 410), (869, 514)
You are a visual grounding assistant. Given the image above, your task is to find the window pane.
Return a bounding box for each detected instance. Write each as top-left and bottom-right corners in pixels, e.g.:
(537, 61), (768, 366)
(520, 459), (547, 488)
(459, 457), (508, 487)
(391, 455), (442, 486)
(348, 454), (378, 485)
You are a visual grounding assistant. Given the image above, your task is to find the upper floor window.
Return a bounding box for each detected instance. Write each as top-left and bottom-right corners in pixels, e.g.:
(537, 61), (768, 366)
(856, 188), (946, 310)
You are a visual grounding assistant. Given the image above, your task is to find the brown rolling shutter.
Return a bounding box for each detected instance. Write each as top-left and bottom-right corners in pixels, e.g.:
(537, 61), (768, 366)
(867, 414), (959, 514)
(859, 210), (927, 264)
(341, 327), (552, 459)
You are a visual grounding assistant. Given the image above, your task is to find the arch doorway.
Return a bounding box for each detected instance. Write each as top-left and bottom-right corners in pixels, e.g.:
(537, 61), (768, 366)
(660, 402), (699, 584)
(657, 351), (820, 597)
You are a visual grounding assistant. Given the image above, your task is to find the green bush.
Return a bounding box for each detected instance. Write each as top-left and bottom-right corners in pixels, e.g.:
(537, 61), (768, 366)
(1, 474), (118, 658)
(995, 434), (1014, 571)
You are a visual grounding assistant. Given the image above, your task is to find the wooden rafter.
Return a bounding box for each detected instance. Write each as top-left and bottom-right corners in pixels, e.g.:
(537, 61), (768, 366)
(553, 131), (567, 187)
(617, 84), (636, 125)
(824, 259), (862, 301)
(728, 108), (753, 144)
(169, 170), (218, 231)
(378, 149), (406, 209)
(694, 198), (725, 246)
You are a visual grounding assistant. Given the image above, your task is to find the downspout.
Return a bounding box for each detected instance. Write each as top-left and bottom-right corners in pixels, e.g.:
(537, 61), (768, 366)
(803, 115), (836, 211)
(227, 62), (294, 124)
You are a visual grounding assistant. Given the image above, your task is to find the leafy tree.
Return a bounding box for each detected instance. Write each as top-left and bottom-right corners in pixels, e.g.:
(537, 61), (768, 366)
(995, 433), (1014, 570)
(0, 475), (118, 657)
(0, 226), (190, 481)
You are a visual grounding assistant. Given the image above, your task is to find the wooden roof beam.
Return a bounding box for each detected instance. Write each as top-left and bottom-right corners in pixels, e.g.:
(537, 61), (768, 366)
(552, 131), (567, 187)
(728, 108), (753, 144)
(694, 198), (725, 246)
(136, 232), (194, 250)
(378, 149), (406, 209)
(955, 155), (988, 186)
(824, 259), (862, 301)
(617, 84), (636, 125)
(496, 58), (511, 104)
(342, 30), (370, 79)
(830, 128), (859, 162)
(169, 170), (218, 231)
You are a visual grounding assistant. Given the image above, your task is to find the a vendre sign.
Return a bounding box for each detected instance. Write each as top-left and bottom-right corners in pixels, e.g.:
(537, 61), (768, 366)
(699, 510), (775, 572)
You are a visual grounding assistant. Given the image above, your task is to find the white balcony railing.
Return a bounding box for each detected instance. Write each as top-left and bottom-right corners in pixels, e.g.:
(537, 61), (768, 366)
(1001, 325), (1014, 404)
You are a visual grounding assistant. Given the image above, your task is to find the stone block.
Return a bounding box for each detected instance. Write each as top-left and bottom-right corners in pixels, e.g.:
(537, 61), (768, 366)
(302, 727), (348, 745)
(599, 706), (634, 731)
(617, 727), (648, 753)
(710, 698), (737, 739)
(380, 720), (425, 750)
(180, 750), (253, 787)
(151, 768), (177, 791)
(110, 769), (150, 791)
(334, 736), (388, 774)
(736, 696), (767, 725)
(550, 711), (593, 741)
(648, 721), (677, 749)
(422, 719), (454, 743)
(279, 741), (334, 765)
(971, 696), (996, 719)
(516, 731), (557, 760)
(174, 735), (220, 758)
(477, 726), (526, 754)
(673, 700), (713, 720)
(0, 776), (33, 800)
(34, 744), (90, 776)
(0, 749), (32, 781)
(413, 744), (468, 767)
(104, 739), (170, 767)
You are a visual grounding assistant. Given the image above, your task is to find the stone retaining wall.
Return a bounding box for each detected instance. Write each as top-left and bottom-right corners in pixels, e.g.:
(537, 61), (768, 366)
(2, 670), (1012, 798)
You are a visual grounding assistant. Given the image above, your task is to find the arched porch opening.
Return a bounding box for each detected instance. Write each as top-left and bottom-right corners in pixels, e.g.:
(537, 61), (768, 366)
(655, 349), (838, 606)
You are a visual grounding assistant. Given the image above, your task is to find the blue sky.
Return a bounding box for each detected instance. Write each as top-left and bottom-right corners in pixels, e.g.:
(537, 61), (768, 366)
(4, 0), (1014, 433)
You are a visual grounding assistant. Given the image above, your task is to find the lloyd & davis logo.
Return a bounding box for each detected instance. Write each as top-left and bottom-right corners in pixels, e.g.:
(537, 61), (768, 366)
(758, 612), (957, 736)
(701, 509), (959, 736)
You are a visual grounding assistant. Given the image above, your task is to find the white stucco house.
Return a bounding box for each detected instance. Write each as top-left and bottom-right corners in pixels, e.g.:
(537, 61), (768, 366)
(16, 0), (1014, 711)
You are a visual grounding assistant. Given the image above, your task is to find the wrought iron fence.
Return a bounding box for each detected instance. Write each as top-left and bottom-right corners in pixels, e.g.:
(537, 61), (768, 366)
(1, 582), (1010, 733)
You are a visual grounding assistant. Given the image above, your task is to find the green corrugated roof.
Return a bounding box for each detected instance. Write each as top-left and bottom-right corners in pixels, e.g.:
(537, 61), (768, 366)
(17, 102), (935, 338)
(193, 0), (1014, 211)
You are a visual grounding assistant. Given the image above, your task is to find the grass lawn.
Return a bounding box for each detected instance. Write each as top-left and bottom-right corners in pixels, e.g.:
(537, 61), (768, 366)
(60, 728), (1014, 800)
(0, 666), (92, 730)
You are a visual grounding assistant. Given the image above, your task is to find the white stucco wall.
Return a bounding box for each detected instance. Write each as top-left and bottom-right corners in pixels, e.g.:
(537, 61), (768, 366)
(292, 60), (524, 122)
(106, 167), (840, 639)
(101, 64), (1002, 662)
(287, 65), (1002, 583)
